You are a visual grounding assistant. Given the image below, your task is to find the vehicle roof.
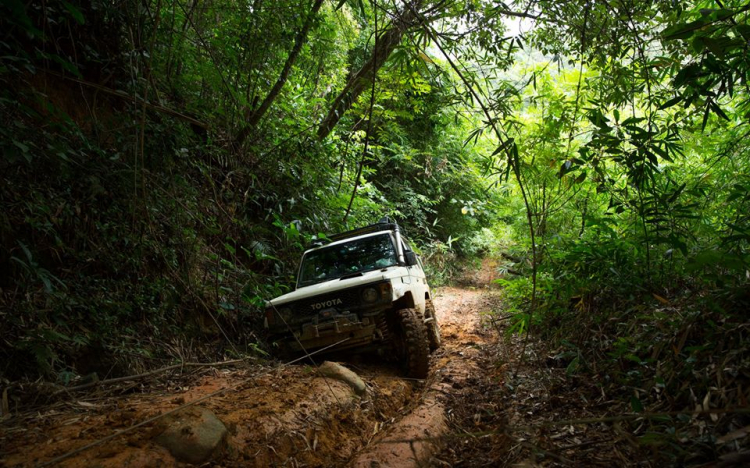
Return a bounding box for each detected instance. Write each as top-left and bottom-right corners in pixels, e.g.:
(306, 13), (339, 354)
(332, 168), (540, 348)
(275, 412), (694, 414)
(303, 229), (394, 255)
(304, 221), (400, 251)
(328, 221), (399, 243)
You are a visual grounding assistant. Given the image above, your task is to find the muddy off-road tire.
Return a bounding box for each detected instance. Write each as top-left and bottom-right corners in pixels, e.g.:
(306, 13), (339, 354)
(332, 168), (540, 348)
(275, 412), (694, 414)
(390, 308), (430, 379)
(424, 299), (442, 352)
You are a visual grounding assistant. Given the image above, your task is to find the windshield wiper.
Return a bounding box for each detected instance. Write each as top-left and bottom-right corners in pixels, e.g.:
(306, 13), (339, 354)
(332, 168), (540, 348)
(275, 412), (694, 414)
(339, 272), (363, 280)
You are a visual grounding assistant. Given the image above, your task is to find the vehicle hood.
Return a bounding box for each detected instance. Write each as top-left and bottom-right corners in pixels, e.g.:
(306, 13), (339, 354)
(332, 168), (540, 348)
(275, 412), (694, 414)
(267, 266), (408, 306)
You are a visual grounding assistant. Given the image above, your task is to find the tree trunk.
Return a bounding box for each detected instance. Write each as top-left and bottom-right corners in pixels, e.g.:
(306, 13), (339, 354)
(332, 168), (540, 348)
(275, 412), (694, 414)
(236, 0), (325, 144)
(316, 0), (423, 140)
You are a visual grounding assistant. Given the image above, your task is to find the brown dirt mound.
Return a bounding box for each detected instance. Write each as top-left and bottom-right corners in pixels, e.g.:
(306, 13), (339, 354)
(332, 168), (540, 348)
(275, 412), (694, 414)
(0, 364), (415, 467)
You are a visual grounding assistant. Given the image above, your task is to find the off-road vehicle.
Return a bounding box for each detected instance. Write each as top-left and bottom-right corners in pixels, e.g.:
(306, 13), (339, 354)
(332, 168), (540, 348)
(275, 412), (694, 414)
(264, 219), (441, 378)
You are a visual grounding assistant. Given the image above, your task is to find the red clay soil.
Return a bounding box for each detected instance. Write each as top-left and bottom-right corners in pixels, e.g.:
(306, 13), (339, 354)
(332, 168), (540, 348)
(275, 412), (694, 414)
(0, 260), (504, 468)
(0, 365), (419, 467)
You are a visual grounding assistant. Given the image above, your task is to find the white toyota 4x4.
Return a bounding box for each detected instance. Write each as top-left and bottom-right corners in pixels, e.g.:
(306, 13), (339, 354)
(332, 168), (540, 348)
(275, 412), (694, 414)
(265, 219), (441, 378)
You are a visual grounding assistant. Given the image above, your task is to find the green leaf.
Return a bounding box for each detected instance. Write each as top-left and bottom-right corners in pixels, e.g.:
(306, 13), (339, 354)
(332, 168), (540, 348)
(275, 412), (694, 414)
(62, 1), (85, 24)
(491, 138), (514, 156)
(710, 101), (730, 121)
(673, 63), (701, 88)
(418, 52), (434, 64)
(12, 140), (28, 152)
(668, 183), (687, 203)
(565, 356), (580, 376)
(735, 24), (750, 41)
(4, 0), (43, 36)
(707, 8), (737, 21)
(587, 109), (611, 130)
(662, 20), (706, 41)
(51, 55), (82, 78)
(658, 96), (683, 110)
(686, 250), (724, 271)
(621, 116), (646, 126)
(702, 37), (726, 58)
(651, 144), (673, 163)
(701, 102), (711, 132)
(630, 396), (644, 412)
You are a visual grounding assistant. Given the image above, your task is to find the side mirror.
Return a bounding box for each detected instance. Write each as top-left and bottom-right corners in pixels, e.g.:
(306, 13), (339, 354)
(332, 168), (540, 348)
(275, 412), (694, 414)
(404, 251), (418, 266)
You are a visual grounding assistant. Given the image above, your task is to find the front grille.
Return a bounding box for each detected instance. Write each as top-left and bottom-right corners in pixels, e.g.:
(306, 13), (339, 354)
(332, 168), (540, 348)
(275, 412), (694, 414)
(290, 288), (362, 316)
(280, 280), (392, 323)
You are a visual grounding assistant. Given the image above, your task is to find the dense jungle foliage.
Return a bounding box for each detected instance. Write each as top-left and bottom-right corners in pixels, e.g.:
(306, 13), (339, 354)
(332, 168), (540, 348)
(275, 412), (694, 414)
(1, 0), (749, 459)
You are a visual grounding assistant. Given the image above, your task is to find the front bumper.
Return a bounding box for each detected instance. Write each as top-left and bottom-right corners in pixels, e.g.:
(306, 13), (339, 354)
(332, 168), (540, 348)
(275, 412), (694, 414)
(274, 313), (379, 353)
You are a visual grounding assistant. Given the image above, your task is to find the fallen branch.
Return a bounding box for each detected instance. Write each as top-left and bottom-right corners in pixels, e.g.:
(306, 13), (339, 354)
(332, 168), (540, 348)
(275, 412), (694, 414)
(52, 358), (252, 395)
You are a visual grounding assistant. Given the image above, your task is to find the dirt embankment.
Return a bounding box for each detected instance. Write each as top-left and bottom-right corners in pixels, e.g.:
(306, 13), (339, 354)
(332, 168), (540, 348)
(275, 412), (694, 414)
(0, 261), (503, 467)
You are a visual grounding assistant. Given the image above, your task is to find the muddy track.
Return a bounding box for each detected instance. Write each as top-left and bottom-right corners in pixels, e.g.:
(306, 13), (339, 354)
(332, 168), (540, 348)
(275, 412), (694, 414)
(0, 279), (501, 467)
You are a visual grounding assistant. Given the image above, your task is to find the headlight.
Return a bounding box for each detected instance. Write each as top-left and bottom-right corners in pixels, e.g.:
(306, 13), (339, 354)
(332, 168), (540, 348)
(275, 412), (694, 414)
(362, 287), (379, 303)
(279, 307), (292, 318)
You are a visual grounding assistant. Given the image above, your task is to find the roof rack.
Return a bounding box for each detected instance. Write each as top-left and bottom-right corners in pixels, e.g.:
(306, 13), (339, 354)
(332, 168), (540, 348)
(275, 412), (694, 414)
(329, 221), (399, 243)
(306, 218), (400, 249)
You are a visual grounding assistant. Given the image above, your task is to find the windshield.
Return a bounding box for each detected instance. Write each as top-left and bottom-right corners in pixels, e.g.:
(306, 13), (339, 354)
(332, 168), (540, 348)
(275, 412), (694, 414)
(298, 233), (397, 287)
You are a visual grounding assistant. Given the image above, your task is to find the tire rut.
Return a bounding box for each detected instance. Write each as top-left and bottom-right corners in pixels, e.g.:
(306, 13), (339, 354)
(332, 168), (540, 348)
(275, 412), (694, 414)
(347, 286), (500, 467)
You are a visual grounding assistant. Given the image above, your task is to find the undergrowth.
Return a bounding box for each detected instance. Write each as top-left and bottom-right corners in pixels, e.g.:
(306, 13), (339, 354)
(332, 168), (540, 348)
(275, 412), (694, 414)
(494, 232), (750, 463)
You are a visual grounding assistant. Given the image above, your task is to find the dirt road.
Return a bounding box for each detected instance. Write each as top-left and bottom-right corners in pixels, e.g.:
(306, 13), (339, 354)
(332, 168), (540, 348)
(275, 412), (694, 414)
(0, 277), (503, 467)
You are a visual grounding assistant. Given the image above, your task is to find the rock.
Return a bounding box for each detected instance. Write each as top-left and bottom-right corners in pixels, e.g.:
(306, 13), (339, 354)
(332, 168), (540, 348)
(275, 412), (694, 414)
(318, 361), (367, 396)
(153, 406), (228, 464)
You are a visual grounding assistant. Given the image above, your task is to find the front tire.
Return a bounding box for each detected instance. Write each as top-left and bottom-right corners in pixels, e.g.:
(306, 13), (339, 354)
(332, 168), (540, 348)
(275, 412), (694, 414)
(390, 308), (430, 379)
(424, 299), (442, 352)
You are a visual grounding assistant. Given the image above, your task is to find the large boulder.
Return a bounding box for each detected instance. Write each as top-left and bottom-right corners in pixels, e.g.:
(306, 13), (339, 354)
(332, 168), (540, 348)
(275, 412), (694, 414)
(153, 406), (228, 464)
(319, 361), (367, 396)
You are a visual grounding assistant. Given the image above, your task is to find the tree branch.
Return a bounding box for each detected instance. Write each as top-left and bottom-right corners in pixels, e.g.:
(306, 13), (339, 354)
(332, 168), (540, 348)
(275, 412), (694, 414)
(237, 0), (325, 144)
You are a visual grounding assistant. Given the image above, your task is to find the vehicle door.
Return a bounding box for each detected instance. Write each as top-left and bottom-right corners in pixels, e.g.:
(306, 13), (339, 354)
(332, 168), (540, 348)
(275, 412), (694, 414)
(401, 239), (427, 313)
